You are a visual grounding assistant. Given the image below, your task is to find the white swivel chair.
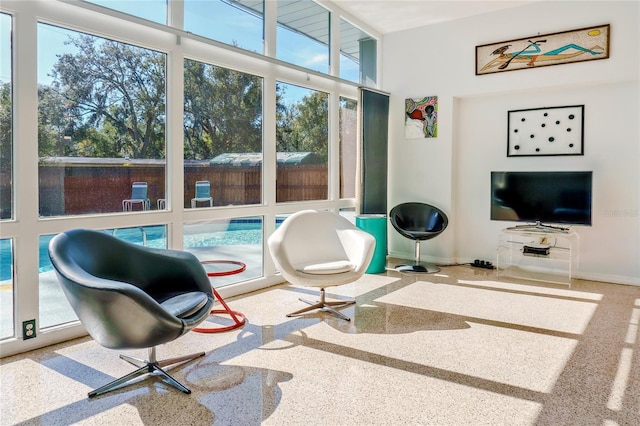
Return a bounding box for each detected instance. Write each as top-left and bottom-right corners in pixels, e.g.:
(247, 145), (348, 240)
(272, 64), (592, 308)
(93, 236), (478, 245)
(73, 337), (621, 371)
(267, 210), (376, 321)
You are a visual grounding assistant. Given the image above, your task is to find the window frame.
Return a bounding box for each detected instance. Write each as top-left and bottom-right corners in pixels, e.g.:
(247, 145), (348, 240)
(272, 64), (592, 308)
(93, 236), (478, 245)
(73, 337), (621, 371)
(0, 0), (381, 356)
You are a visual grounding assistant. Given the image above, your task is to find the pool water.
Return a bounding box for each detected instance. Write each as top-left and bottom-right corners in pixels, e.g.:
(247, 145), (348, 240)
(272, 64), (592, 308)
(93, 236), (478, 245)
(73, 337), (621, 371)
(0, 222), (264, 282)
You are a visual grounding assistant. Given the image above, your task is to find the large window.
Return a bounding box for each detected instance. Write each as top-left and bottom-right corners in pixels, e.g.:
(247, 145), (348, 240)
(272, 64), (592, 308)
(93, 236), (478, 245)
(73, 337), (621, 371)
(0, 12), (11, 220)
(184, 59), (263, 208)
(184, 218), (263, 287)
(339, 18), (374, 84)
(0, 13), (13, 341)
(277, 0), (329, 73)
(37, 23), (167, 216)
(0, 238), (13, 339)
(184, 0), (264, 53)
(276, 82), (328, 202)
(83, 0), (168, 24)
(38, 226), (166, 330)
(0, 0), (376, 354)
(339, 96), (357, 198)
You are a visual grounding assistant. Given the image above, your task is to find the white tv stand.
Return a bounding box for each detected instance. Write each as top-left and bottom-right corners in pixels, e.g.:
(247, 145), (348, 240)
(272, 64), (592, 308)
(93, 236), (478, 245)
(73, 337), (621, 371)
(496, 225), (579, 286)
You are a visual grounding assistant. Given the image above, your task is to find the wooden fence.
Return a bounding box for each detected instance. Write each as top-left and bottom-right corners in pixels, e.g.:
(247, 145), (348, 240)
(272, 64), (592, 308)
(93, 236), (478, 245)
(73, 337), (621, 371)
(34, 158), (327, 215)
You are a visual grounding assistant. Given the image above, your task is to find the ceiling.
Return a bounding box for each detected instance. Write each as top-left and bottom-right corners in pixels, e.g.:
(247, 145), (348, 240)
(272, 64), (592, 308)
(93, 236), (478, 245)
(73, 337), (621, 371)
(332, 0), (539, 35)
(228, 1), (539, 62)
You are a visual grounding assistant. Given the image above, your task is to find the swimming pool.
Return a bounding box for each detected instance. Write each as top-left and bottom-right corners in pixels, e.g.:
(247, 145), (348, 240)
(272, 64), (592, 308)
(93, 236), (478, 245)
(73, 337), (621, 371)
(0, 220), (265, 282)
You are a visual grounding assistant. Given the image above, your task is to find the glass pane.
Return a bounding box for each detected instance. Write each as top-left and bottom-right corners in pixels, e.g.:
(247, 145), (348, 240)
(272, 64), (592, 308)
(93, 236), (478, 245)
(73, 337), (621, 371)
(184, 0), (264, 53)
(183, 218), (263, 287)
(1, 13), (12, 220)
(37, 23), (166, 216)
(276, 82), (328, 202)
(0, 238), (14, 339)
(39, 233), (77, 329)
(339, 96), (357, 199)
(277, 0), (329, 73)
(83, 0), (167, 24)
(184, 59), (263, 208)
(339, 18), (371, 83)
(39, 226), (166, 329)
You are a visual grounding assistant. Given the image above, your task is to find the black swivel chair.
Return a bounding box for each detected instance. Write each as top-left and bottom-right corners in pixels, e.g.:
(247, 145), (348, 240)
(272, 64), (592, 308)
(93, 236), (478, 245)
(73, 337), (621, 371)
(389, 202), (449, 273)
(48, 229), (215, 397)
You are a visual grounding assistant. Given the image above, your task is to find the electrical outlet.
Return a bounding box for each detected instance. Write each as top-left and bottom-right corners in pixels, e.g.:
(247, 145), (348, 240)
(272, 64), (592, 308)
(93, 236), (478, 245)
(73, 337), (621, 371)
(22, 319), (36, 340)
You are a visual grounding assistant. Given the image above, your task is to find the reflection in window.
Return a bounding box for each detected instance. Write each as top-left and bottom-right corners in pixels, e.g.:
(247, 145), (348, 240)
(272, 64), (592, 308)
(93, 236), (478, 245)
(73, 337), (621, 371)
(0, 238), (13, 339)
(339, 97), (357, 199)
(277, 0), (329, 73)
(276, 82), (328, 202)
(339, 18), (376, 84)
(183, 218), (263, 287)
(184, 0), (264, 53)
(0, 13), (12, 220)
(38, 226), (166, 329)
(184, 59), (263, 208)
(83, 0), (167, 24)
(37, 23), (166, 216)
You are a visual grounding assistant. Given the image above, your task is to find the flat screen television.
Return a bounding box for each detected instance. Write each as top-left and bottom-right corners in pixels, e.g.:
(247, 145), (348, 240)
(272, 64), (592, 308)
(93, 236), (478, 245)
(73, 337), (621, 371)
(491, 171), (592, 229)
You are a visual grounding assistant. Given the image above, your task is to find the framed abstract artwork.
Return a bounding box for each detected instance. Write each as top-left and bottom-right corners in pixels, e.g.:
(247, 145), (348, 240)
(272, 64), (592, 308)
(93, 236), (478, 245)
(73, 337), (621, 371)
(405, 96), (438, 139)
(507, 105), (584, 157)
(476, 24), (609, 75)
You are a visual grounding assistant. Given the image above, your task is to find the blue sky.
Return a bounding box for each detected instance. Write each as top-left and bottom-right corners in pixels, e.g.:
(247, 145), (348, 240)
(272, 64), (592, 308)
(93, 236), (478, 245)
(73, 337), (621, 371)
(2, 1), (358, 105)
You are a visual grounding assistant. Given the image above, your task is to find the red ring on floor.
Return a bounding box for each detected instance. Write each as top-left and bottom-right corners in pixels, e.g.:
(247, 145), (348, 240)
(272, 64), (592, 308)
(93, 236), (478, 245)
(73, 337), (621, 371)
(195, 261), (247, 333)
(201, 260), (246, 277)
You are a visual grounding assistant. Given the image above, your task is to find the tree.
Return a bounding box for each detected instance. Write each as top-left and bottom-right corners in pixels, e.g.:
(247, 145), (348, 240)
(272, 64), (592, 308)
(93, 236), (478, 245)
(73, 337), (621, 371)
(48, 34), (166, 159)
(279, 91), (328, 160)
(38, 31), (329, 162)
(0, 82), (11, 168)
(183, 59), (262, 159)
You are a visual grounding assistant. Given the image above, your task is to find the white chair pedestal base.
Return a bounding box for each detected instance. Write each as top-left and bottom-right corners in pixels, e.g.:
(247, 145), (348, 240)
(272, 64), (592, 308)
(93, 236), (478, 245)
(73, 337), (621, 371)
(287, 288), (355, 321)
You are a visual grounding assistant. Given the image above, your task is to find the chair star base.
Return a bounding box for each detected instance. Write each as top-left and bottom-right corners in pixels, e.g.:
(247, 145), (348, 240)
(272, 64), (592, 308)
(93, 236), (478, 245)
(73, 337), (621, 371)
(286, 288), (355, 321)
(88, 347), (204, 398)
(395, 261), (440, 274)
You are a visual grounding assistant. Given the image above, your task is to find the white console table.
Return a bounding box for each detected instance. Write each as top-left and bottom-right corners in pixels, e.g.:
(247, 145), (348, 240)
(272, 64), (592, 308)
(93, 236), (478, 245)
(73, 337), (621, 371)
(496, 227), (579, 286)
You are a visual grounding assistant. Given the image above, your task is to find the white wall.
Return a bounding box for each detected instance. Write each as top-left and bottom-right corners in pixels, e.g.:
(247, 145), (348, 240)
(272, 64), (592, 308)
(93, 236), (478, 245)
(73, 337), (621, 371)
(382, 1), (639, 285)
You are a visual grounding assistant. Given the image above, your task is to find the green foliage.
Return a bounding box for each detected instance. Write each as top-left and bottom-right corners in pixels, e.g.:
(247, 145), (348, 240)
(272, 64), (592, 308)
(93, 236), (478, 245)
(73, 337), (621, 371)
(46, 34), (166, 159)
(35, 32), (331, 161)
(276, 89), (328, 161)
(183, 59), (262, 159)
(0, 82), (11, 168)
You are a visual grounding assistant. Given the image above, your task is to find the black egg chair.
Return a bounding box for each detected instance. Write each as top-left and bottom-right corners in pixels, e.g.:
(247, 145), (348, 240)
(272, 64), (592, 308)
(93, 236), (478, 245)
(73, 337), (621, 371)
(48, 229), (215, 397)
(389, 202), (449, 273)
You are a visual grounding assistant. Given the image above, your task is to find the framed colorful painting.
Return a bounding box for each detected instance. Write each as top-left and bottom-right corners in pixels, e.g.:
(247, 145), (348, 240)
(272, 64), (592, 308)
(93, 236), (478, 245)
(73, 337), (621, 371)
(405, 96), (438, 139)
(476, 24), (609, 75)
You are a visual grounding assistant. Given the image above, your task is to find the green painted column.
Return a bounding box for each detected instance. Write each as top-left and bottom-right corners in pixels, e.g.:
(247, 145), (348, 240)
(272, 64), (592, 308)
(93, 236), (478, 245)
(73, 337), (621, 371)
(356, 214), (387, 274)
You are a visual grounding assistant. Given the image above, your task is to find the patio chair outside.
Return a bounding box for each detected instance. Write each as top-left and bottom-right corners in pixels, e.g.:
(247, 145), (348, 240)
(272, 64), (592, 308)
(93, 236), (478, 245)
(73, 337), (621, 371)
(191, 181), (213, 208)
(122, 182), (151, 211)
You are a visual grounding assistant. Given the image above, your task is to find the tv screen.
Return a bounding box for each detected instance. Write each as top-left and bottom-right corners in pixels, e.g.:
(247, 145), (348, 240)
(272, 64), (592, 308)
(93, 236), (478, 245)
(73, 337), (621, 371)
(491, 171), (592, 226)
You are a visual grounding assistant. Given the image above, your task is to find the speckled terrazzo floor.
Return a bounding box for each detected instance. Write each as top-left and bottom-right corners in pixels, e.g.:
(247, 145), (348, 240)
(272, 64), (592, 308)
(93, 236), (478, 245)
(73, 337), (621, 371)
(1, 263), (639, 425)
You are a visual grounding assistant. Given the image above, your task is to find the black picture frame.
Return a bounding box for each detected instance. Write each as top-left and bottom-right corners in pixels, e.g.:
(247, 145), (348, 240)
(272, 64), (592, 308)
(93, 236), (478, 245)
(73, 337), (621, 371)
(507, 105), (584, 157)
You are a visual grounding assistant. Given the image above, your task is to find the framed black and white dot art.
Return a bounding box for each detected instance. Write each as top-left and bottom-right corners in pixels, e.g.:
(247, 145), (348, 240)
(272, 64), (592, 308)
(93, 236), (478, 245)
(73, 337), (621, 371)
(507, 105), (584, 157)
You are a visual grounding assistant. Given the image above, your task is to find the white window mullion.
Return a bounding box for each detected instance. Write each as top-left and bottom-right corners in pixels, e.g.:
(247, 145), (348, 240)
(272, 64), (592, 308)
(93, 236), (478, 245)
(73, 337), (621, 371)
(263, 0), (277, 58)
(167, 38), (186, 250)
(13, 2), (41, 340)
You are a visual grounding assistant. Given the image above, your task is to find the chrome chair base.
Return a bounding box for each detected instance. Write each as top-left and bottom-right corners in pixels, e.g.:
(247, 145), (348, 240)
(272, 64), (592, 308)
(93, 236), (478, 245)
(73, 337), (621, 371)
(286, 288), (355, 321)
(88, 347), (205, 398)
(394, 239), (440, 273)
(395, 261), (440, 274)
